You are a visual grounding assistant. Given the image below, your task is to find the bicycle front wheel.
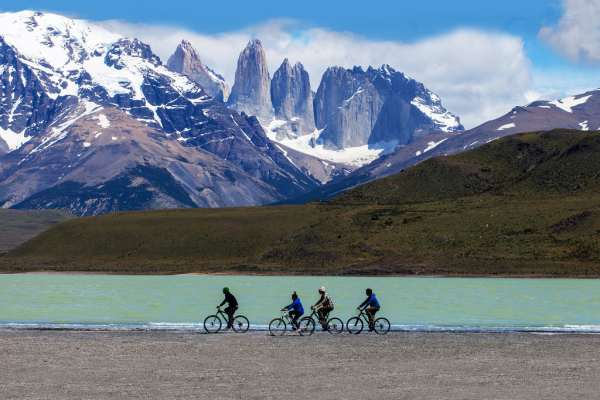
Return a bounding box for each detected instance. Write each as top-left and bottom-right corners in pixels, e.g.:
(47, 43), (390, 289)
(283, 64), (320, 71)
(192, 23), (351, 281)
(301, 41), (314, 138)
(268, 318), (287, 336)
(298, 317), (315, 336)
(232, 315), (250, 333)
(203, 315), (222, 333)
(326, 317), (344, 334)
(374, 317), (391, 335)
(346, 317), (363, 334)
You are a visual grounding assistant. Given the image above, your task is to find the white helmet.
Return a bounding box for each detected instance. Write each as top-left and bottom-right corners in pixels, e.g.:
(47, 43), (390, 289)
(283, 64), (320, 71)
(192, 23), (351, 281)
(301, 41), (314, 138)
(319, 286), (326, 292)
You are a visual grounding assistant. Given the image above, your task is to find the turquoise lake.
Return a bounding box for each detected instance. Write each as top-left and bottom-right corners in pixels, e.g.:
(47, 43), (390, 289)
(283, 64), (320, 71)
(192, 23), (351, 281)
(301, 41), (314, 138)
(2, 274), (600, 332)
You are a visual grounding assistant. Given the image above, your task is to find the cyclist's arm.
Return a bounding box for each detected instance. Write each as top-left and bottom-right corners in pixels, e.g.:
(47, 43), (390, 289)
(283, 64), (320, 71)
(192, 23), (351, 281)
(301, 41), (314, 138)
(218, 298), (227, 307)
(358, 297), (369, 309)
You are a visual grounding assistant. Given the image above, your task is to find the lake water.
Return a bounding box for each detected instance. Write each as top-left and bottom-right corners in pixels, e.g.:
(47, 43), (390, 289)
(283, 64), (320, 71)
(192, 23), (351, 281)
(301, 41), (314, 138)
(2, 274), (600, 332)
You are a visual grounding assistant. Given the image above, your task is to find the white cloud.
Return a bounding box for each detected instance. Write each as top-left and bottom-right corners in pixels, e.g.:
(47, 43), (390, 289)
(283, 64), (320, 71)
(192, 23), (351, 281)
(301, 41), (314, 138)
(540, 0), (600, 64)
(101, 19), (532, 128)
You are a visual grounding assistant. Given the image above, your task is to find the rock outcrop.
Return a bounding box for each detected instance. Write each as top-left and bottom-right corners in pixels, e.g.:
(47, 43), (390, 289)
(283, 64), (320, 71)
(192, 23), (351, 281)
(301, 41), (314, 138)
(313, 65), (463, 149)
(167, 40), (229, 101)
(227, 39), (273, 122)
(270, 59), (315, 138)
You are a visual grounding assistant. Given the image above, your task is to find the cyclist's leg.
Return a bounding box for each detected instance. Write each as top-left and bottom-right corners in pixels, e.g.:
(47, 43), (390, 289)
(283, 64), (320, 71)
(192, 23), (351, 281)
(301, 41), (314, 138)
(289, 311), (300, 329)
(224, 306), (236, 328)
(367, 307), (380, 330)
(316, 307), (325, 322)
(366, 307), (375, 329)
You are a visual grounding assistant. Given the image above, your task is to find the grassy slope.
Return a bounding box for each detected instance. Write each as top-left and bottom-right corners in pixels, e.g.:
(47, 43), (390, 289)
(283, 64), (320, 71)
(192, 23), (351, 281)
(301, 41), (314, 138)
(4, 130), (600, 276)
(0, 209), (71, 253)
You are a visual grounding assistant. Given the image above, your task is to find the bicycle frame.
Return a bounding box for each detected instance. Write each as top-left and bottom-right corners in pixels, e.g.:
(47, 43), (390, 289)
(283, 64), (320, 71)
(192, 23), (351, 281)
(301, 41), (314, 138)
(356, 308), (375, 325)
(216, 308), (232, 321)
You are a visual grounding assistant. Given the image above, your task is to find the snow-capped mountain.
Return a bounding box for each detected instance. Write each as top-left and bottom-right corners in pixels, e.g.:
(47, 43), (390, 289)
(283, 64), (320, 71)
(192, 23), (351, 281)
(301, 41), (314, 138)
(0, 11), (318, 215)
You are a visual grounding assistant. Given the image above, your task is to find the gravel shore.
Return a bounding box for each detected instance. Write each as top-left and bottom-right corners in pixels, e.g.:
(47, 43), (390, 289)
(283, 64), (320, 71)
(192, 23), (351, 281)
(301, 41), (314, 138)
(2, 331), (600, 399)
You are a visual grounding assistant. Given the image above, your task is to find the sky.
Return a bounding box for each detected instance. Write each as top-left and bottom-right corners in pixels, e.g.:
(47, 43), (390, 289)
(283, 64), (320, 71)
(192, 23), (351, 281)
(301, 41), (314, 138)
(1, 0), (599, 128)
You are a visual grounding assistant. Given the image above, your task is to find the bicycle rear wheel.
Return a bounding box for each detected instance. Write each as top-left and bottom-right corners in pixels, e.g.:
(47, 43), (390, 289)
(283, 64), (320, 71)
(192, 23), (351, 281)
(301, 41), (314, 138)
(232, 315), (250, 333)
(374, 317), (391, 335)
(326, 317), (344, 334)
(268, 318), (287, 336)
(203, 315), (222, 333)
(346, 317), (363, 334)
(298, 317), (315, 336)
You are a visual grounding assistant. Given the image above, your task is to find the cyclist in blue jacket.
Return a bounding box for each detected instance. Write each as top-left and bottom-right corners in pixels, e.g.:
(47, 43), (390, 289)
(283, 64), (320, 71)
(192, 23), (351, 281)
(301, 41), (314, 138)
(358, 288), (380, 331)
(282, 291), (304, 331)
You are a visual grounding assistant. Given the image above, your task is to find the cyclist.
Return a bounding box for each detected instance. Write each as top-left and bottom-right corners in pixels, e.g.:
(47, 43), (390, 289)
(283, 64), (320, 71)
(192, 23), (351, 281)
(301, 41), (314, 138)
(358, 288), (380, 331)
(311, 286), (334, 328)
(281, 291), (304, 331)
(218, 287), (238, 330)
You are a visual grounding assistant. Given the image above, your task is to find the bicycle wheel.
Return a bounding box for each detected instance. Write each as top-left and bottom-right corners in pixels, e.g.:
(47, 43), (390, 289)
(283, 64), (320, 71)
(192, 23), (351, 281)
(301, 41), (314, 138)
(203, 315), (222, 333)
(268, 318), (287, 336)
(326, 317), (344, 334)
(232, 315), (250, 333)
(298, 317), (315, 336)
(346, 317), (363, 334)
(374, 317), (391, 335)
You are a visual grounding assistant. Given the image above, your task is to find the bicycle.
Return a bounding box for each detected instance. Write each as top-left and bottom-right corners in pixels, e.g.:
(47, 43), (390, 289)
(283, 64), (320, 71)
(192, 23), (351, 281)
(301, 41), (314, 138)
(203, 307), (250, 333)
(268, 310), (313, 336)
(299, 308), (344, 335)
(346, 308), (390, 335)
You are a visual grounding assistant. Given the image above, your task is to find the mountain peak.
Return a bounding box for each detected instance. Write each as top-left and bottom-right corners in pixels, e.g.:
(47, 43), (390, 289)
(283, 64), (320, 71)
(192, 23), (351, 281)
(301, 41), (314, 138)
(228, 37), (273, 121)
(247, 38), (264, 49)
(166, 39), (229, 101)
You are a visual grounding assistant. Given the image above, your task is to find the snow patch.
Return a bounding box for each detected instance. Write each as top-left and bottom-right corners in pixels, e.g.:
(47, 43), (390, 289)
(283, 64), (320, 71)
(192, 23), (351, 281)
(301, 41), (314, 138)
(93, 114), (111, 129)
(579, 121), (590, 131)
(550, 94), (592, 113)
(411, 95), (462, 133)
(264, 121), (397, 167)
(0, 127), (30, 151)
(497, 122), (516, 131)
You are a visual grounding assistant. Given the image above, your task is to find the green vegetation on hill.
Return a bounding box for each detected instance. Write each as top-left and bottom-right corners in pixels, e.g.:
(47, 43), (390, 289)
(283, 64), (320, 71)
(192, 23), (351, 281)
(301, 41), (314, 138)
(0, 209), (71, 253)
(4, 130), (600, 276)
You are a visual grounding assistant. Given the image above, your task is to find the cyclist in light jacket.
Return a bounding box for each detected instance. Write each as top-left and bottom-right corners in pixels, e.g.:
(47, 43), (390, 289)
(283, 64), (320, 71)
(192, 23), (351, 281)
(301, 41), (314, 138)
(311, 286), (334, 328)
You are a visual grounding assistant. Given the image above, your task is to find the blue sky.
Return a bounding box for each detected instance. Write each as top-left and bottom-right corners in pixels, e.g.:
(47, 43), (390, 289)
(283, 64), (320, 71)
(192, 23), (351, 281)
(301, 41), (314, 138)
(1, 0), (599, 127)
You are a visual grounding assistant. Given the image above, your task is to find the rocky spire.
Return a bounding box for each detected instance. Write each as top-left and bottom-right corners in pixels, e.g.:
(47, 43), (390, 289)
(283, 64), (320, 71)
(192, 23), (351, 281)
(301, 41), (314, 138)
(271, 58), (315, 134)
(167, 40), (229, 101)
(227, 39), (273, 122)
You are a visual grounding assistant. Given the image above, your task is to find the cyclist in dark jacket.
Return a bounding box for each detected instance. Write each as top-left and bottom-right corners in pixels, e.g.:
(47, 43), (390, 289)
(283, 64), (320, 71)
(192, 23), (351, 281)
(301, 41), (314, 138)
(218, 287), (238, 329)
(358, 288), (380, 331)
(282, 291), (304, 330)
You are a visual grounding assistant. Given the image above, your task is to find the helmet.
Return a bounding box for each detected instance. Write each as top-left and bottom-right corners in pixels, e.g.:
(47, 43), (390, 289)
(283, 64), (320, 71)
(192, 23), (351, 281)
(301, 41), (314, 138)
(292, 291), (298, 299)
(366, 288), (372, 295)
(223, 287), (230, 294)
(319, 286), (326, 293)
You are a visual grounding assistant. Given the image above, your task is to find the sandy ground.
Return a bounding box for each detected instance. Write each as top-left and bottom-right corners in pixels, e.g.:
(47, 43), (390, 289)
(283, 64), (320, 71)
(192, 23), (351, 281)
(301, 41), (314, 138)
(1, 331), (600, 399)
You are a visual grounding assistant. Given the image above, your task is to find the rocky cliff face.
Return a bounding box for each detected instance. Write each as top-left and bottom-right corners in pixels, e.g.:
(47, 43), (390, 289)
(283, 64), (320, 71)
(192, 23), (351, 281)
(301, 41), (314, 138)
(166, 40), (229, 102)
(0, 11), (318, 215)
(227, 39), (273, 122)
(270, 59), (315, 139)
(296, 89), (600, 203)
(313, 65), (463, 149)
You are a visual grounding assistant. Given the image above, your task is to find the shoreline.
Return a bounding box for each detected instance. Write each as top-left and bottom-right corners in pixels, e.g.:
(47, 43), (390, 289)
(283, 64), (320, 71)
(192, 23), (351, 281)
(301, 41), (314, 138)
(3, 269), (600, 279)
